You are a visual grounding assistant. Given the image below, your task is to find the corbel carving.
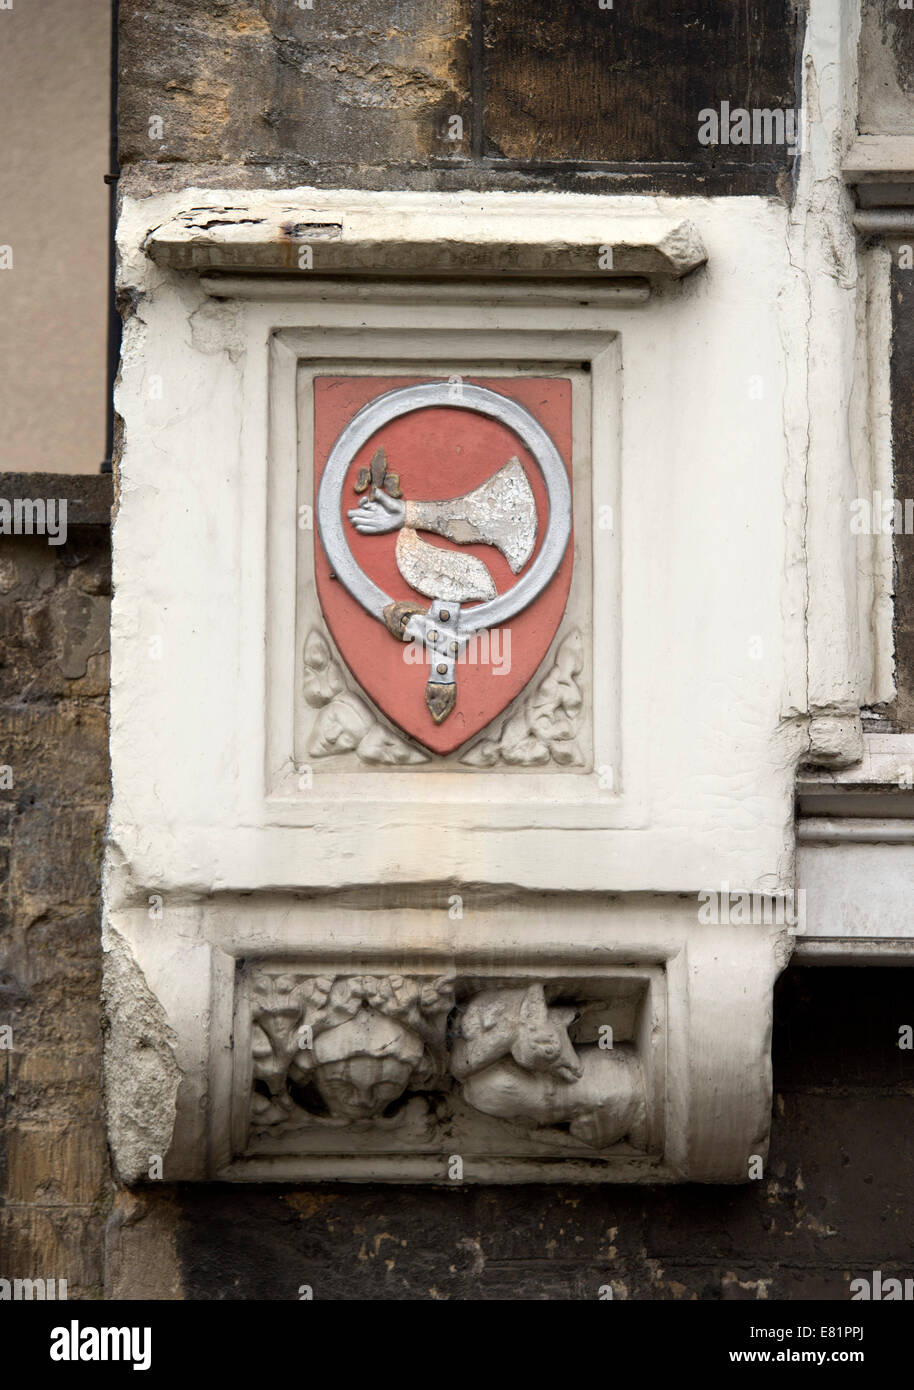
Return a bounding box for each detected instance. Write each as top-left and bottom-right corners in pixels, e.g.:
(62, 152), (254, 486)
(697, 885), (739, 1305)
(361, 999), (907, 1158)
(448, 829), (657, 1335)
(245, 970), (648, 1156)
(251, 972), (452, 1131)
(452, 983), (646, 1150)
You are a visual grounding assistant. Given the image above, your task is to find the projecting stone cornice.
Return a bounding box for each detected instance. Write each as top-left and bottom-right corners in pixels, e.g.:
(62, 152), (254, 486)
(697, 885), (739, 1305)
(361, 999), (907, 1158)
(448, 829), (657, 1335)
(843, 135), (914, 211)
(796, 734), (914, 966)
(141, 189), (708, 281)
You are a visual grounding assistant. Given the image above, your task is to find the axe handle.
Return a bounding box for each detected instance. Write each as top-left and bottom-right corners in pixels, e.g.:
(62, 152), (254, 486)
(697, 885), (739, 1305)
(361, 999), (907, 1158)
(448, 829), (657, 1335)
(405, 499), (484, 548)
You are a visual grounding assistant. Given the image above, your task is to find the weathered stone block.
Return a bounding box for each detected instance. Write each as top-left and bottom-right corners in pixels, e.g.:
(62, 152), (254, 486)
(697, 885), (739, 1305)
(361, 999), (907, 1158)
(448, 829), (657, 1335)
(119, 0), (471, 183)
(0, 706), (109, 810)
(10, 806), (105, 918)
(3, 1122), (108, 1206)
(0, 1207), (104, 1297)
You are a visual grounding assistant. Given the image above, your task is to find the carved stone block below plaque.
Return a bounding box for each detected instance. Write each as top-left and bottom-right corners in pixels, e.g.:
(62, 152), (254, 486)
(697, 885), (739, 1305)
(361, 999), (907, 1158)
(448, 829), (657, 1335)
(231, 965), (662, 1179)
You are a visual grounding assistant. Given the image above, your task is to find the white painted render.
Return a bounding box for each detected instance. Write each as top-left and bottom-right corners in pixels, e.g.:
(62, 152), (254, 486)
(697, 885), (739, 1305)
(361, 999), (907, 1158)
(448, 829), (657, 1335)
(112, 191), (814, 897)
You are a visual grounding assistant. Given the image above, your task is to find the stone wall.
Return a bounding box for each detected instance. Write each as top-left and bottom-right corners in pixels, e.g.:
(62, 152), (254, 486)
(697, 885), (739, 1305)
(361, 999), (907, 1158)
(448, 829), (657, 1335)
(0, 477), (113, 1300)
(118, 0), (802, 198)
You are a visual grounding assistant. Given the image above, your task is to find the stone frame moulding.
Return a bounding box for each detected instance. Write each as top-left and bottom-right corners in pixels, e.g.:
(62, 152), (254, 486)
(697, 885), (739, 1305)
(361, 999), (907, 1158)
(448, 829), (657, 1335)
(107, 188), (802, 1185)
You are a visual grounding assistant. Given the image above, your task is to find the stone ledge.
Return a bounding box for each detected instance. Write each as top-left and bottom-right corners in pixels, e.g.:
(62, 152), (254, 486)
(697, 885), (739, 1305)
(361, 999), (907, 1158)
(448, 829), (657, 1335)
(142, 190), (708, 279)
(843, 136), (914, 208)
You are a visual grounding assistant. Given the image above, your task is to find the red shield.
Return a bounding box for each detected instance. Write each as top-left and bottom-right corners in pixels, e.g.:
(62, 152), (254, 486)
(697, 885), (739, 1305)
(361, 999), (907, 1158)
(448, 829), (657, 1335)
(313, 375), (573, 756)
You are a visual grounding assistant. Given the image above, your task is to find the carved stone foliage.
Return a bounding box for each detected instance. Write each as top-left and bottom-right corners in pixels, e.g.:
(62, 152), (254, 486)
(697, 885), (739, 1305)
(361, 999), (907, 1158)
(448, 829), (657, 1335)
(246, 970), (647, 1154)
(461, 630), (585, 767)
(303, 625), (589, 769)
(302, 629), (428, 764)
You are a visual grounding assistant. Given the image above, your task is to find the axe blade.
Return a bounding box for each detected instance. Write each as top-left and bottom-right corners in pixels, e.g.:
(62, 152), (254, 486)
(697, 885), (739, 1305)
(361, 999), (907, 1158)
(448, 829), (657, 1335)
(406, 458), (538, 573)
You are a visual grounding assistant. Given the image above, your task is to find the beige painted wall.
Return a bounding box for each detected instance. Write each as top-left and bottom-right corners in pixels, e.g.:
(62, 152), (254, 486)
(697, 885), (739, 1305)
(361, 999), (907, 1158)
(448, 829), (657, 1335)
(0, 0), (111, 474)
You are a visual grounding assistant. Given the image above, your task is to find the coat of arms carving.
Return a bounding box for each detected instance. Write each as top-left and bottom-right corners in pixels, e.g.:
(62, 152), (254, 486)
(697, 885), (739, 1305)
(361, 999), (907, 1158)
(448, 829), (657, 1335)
(314, 376), (574, 754)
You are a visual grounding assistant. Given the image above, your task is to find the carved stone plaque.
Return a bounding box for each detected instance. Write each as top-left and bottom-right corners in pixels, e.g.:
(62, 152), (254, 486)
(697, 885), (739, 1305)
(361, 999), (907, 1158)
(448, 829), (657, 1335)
(108, 194), (796, 1186)
(313, 376), (574, 755)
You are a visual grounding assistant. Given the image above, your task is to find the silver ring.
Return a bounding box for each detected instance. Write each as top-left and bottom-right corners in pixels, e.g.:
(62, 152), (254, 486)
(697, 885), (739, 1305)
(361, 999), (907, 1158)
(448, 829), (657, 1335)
(316, 382), (572, 634)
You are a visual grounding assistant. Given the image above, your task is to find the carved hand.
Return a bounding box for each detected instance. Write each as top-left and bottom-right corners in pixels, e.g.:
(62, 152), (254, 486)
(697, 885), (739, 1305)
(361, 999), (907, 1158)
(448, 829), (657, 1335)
(347, 490), (406, 534)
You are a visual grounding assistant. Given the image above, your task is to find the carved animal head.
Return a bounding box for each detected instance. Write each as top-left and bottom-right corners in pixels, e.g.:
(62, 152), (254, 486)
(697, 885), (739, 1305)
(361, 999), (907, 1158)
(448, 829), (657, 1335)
(452, 982), (583, 1082)
(513, 985), (583, 1082)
